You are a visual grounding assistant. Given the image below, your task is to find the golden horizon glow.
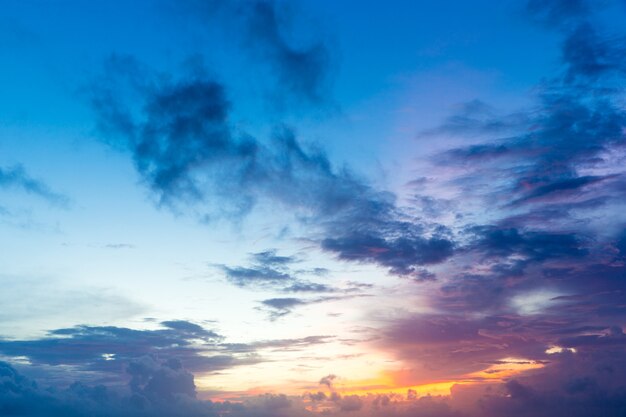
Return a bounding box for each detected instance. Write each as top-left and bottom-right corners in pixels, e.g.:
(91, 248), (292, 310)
(197, 356), (545, 403)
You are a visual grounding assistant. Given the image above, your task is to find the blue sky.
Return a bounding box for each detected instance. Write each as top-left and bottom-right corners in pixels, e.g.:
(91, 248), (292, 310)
(2, 1), (626, 416)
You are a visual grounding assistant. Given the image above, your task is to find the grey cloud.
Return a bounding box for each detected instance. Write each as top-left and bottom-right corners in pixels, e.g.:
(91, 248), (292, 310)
(240, 0), (332, 106)
(319, 373), (336, 389)
(337, 394), (363, 412)
(0, 359), (216, 417)
(321, 232), (454, 276)
(5, 354), (626, 417)
(252, 249), (297, 266)
(251, 335), (333, 351)
(0, 321), (339, 394)
(260, 297), (307, 319)
(470, 226), (588, 262)
(91, 53), (454, 276)
(177, 0), (334, 108)
(561, 23), (626, 83)
(220, 265), (293, 287)
(259, 294), (366, 320)
(217, 249), (354, 293)
(411, 0), (626, 336)
(431, 20), (626, 219)
(0, 321), (250, 386)
(283, 281), (335, 293)
(508, 174), (615, 206)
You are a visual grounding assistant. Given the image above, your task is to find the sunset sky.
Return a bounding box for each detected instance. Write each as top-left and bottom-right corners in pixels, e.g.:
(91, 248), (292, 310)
(2, 1), (626, 416)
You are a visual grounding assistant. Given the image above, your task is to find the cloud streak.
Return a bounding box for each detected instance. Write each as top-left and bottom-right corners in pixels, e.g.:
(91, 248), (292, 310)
(0, 321), (256, 387)
(259, 293), (369, 320)
(175, 0), (334, 108)
(216, 249), (365, 295)
(0, 164), (69, 208)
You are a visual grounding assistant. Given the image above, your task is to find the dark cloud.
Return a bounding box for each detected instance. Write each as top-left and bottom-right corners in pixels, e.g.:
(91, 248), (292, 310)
(322, 230), (454, 276)
(336, 394), (363, 412)
(5, 350), (626, 417)
(172, 0), (334, 109)
(525, 0), (591, 27)
(407, 1), (626, 348)
(379, 315), (531, 382)
(1, 358), (332, 417)
(86, 2), (626, 413)
(257, 393), (291, 410)
(127, 356), (196, 402)
(377, 302), (626, 390)
(218, 249), (298, 288)
(90, 58), (254, 212)
(509, 174), (614, 206)
(217, 249), (363, 294)
(91, 58), (454, 276)
(3, 359), (467, 417)
(283, 281), (335, 293)
(558, 325), (626, 349)
(251, 335), (333, 351)
(259, 294), (367, 320)
(470, 227), (588, 262)
(221, 265), (293, 287)
(319, 374), (337, 389)
(261, 297), (306, 310)
(431, 22), (626, 217)
(0, 358), (218, 417)
(259, 297), (308, 319)
(0, 164), (69, 208)
(0, 319), (342, 412)
(252, 249), (297, 266)
(562, 23), (626, 83)
(7, 0), (626, 416)
(240, 0), (332, 106)
(0, 321), (253, 386)
(468, 344), (626, 417)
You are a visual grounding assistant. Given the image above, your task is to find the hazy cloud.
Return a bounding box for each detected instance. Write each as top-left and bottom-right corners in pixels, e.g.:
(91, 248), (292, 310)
(0, 164), (69, 208)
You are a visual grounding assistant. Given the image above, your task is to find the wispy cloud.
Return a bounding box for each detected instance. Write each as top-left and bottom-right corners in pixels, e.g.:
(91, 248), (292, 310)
(174, 0), (335, 109)
(259, 294), (369, 320)
(216, 249), (354, 294)
(0, 164), (70, 208)
(90, 57), (454, 277)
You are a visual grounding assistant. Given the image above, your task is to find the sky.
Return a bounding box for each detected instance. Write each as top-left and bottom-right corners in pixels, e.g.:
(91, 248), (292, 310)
(1, 0), (626, 416)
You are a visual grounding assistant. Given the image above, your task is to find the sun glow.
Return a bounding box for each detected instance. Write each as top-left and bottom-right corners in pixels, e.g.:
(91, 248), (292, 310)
(466, 357), (545, 380)
(545, 346), (577, 354)
(198, 355), (546, 404)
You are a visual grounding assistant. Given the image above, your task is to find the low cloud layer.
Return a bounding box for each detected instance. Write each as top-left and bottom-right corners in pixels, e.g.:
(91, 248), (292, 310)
(0, 321), (253, 387)
(4, 353), (626, 417)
